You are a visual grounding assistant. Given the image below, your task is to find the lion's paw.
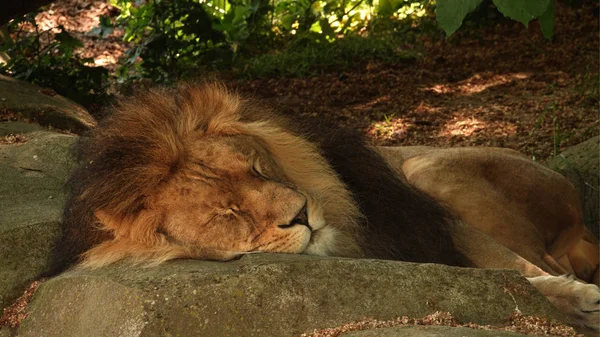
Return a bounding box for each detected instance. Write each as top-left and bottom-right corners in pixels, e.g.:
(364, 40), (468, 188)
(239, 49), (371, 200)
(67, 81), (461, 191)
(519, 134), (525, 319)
(527, 275), (600, 331)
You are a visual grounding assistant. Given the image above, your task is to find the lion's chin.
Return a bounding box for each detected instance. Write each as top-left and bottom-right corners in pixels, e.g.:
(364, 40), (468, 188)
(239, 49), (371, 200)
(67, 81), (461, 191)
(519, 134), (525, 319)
(303, 226), (339, 256)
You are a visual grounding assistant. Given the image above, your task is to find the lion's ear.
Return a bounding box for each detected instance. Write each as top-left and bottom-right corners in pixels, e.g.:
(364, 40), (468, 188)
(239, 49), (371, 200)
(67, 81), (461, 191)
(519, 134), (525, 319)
(94, 208), (163, 244)
(82, 208), (174, 268)
(94, 209), (121, 231)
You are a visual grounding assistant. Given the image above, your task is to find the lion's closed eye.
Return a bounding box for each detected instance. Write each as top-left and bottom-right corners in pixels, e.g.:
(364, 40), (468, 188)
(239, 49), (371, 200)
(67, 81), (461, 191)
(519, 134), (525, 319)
(251, 160), (268, 179)
(222, 207), (238, 216)
(215, 206), (241, 220)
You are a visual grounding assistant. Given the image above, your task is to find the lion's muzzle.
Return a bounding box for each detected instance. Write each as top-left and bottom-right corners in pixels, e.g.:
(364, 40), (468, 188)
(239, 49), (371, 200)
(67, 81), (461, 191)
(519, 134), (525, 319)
(279, 203), (310, 230)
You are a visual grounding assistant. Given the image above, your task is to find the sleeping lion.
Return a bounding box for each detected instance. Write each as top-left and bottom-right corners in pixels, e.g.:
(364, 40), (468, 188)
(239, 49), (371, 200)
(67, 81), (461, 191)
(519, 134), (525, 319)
(53, 83), (600, 332)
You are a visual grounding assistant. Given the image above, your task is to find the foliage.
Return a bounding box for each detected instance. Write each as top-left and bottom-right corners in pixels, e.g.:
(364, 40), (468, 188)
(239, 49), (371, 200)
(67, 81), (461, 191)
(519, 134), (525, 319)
(111, 0), (384, 82)
(109, 0), (562, 83)
(242, 35), (419, 77)
(0, 0), (564, 95)
(436, 0), (556, 38)
(113, 0), (274, 82)
(0, 14), (108, 105)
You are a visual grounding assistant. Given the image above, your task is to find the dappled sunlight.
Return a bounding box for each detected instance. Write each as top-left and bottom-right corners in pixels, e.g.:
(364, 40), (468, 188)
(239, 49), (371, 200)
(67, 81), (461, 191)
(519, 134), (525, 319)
(35, 3), (115, 33)
(367, 116), (412, 139)
(427, 73), (531, 95)
(440, 117), (486, 137)
(395, 2), (428, 20)
(439, 116), (518, 138)
(93, 54), (119, 67)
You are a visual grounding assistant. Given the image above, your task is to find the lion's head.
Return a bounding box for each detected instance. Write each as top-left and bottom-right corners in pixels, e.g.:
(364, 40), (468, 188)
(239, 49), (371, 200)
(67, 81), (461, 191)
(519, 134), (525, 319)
(141, 135), (323, 256)
(62, 83), (363, 268)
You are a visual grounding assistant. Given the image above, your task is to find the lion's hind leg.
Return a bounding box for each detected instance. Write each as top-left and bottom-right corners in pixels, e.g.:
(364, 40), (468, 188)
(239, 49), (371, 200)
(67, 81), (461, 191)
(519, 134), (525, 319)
(527, 275), (600, 332)
(567, 230), (600, 285)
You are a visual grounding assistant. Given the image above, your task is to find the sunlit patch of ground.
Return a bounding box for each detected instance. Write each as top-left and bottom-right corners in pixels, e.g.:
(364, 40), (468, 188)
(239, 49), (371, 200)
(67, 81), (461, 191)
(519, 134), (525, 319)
(31, 0), (125, 71)
(440, 117), (486, 137)
(369, 115), (411, 139)
(427, 73), (531, 95)
(438, 115), (517, 138)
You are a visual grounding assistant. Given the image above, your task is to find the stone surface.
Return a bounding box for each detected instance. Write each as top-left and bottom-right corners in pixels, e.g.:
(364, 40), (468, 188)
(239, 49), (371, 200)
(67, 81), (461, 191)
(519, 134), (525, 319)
(0, 122), (76, 309)
(18, 254), (565, 337)
(0, 74), (96, 133)
(340, 325), (528, 336)
(546, 136), (600, 237)
(0, 327), (13, 337)
(0, 121), (46, 136)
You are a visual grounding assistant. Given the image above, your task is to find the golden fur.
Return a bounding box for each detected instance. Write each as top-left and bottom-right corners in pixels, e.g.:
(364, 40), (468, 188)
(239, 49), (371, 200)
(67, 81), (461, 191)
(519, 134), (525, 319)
(56, 83), (599, 333)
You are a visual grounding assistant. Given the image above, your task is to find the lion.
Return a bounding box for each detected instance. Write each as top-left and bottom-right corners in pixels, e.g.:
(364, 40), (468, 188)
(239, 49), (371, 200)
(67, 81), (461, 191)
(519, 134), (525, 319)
(52, 83), (600, 332)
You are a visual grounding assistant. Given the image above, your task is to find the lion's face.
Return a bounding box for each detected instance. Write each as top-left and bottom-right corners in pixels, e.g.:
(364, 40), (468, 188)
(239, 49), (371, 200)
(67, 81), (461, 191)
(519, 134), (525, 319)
(152, 135), (327, 258)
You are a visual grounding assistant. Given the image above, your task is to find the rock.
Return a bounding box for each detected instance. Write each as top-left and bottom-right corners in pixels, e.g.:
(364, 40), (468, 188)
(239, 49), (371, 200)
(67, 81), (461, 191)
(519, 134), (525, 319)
(0, 326), (14, 337)
(340, 325), (528, 337)
(0, 121), (46, 136)
(0, 122), (76, 309)
(0, 75), (96, 133)
(18, 254), (566, 337)
(546, 136), (600, 237)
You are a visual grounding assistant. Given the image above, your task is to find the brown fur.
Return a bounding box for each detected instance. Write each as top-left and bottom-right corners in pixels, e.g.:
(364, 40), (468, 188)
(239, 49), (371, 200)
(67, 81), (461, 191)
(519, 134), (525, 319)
(377, 146), (599, 284)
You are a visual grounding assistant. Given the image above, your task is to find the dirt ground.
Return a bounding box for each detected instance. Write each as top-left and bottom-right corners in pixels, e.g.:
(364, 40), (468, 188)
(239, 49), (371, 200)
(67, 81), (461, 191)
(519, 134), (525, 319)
(32, 0), (600, 159)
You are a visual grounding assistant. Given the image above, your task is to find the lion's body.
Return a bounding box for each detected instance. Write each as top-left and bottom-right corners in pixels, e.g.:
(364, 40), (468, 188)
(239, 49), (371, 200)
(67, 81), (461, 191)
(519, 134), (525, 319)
(377, 146), (600, 284)
(54, 83), (599, 333)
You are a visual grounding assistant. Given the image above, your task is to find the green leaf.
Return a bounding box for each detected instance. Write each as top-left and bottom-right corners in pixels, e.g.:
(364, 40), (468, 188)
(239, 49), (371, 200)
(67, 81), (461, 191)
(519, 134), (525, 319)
(378, 0), (404, 17)
(233, 6), (249, 25)
(436, 0), (483, 36)
(319, 18), (335, 37)
(492, 0), (550, 27)
(88, 16), (115, 38)
(378, 0), (394, 16)
(280, 14), (295, 30)
(55, 30), (83, 49)
(539, 0), (555, 40)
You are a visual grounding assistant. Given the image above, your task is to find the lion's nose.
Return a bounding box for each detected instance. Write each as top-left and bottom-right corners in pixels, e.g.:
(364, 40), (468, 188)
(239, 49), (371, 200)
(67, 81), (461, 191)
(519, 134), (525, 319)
(279, 203), (310, 230)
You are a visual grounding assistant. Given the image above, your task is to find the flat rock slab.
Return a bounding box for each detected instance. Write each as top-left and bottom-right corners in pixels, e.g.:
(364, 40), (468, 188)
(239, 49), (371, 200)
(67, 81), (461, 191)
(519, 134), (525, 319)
(19, 254), (565, 337)
(0, 74), (96, 133)
(0, 123), (76, 309)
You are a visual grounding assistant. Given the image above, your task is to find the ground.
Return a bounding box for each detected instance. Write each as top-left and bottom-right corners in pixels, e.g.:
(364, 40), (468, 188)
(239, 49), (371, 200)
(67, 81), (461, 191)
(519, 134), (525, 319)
(25, 1), (600, 159)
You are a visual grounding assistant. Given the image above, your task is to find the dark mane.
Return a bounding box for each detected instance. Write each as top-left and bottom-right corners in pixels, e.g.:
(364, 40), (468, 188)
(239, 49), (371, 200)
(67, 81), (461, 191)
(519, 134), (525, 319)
(298, 120), (470, 266)
(49, 87), (191, 272)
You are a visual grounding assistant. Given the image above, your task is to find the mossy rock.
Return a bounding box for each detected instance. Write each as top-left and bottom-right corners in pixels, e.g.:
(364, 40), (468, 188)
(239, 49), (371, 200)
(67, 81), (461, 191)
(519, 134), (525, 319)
(0, 75), (96, 133)
(0, 123), (76, 310)
(546, 136), (599, 237)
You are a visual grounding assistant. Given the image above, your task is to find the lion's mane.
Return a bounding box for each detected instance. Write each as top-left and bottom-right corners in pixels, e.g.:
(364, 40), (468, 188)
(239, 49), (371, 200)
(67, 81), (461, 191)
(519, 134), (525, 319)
(51, 83), (468, 271)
